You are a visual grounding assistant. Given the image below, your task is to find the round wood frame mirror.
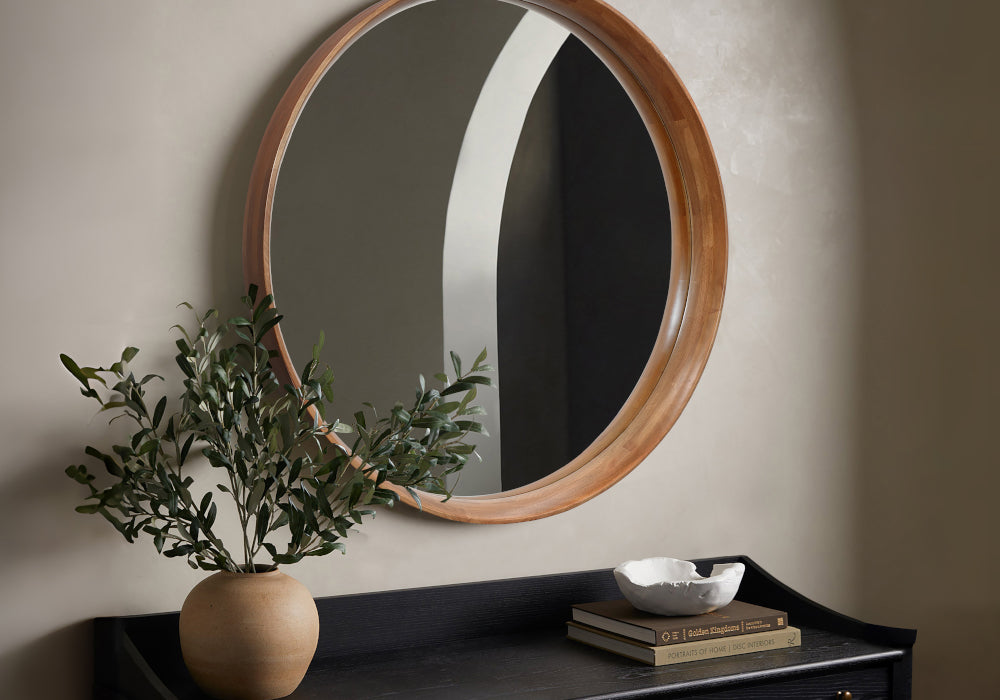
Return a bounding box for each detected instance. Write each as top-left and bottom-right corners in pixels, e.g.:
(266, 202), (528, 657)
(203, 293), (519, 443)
(244, 0), (727, 524)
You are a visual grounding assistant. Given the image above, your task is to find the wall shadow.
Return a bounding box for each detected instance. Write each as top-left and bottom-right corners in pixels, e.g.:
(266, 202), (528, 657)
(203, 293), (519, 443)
(839, 1), (1000, 696)
(0, 439), (123, 566)
(0, 429), (155, 699)
(0, 621), (92, 699)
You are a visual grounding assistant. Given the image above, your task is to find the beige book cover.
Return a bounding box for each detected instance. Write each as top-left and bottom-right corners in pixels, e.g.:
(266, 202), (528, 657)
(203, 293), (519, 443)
(567, 622), (801, 666)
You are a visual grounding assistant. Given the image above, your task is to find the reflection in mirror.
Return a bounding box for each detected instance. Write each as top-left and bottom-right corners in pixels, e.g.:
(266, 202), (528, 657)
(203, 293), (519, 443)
(271, 0), (669, 497)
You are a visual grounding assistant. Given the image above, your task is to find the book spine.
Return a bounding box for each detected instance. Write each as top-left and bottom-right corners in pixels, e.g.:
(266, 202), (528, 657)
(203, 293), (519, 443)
(653, 626), (801, 665)
(659, 613), (787, 645)
(567, 623), (801, 667)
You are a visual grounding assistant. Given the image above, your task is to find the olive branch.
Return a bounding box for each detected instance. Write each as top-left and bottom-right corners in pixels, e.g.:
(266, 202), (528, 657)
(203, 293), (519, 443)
(62, 285), (494, 572)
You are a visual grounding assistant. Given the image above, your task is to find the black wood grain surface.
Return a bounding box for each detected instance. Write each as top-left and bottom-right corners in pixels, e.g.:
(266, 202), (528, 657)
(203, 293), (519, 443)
(94, 555), (915, 699)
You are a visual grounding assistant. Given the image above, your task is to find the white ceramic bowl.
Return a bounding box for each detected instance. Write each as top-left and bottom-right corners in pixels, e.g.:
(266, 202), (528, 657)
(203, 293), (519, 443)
(613, 557), (745, 616)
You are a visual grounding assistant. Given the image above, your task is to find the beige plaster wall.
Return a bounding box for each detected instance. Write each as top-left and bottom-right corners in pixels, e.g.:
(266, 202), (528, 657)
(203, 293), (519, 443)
(0, 1), (994, 697)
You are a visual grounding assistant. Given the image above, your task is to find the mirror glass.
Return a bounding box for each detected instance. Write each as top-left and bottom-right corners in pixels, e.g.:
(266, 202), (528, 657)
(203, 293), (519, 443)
(270, 0), (670, 497)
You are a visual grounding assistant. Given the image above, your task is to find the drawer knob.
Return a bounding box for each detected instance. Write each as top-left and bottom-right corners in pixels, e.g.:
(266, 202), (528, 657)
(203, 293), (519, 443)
(835, 693), (853, 700)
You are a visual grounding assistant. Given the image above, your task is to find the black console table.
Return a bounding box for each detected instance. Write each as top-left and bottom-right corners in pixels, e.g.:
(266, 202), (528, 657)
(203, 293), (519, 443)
(94, 555), (915, 699)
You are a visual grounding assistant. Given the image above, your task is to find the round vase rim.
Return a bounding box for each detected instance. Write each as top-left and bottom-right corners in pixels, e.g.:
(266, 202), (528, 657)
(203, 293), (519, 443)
(218, 566), (282, 578)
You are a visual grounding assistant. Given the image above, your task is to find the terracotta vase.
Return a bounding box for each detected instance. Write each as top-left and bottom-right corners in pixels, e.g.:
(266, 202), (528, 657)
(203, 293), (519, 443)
(178, 568), (319, 700)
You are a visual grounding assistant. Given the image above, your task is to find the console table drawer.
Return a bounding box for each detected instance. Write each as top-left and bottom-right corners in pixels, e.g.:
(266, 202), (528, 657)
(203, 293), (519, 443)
(682, 664), (891, 699)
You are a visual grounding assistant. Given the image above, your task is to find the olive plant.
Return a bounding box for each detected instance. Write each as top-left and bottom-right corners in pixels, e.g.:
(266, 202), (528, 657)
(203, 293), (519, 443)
(62, 286), (493, 573)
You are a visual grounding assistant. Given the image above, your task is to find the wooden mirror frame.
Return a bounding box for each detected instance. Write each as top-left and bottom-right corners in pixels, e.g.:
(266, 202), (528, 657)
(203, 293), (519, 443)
(244, 0), (727, 524)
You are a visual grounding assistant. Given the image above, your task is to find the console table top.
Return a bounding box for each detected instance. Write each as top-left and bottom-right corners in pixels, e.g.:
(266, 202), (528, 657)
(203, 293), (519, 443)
(94, 555), (916, 699)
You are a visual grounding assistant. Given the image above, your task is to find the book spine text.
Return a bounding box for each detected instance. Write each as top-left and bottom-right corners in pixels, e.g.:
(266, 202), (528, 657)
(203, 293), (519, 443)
(662, 614), (786, 644)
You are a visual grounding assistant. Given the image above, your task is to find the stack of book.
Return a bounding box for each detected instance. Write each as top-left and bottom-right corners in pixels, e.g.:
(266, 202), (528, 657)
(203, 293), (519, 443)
(567, 599), (801, 666)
